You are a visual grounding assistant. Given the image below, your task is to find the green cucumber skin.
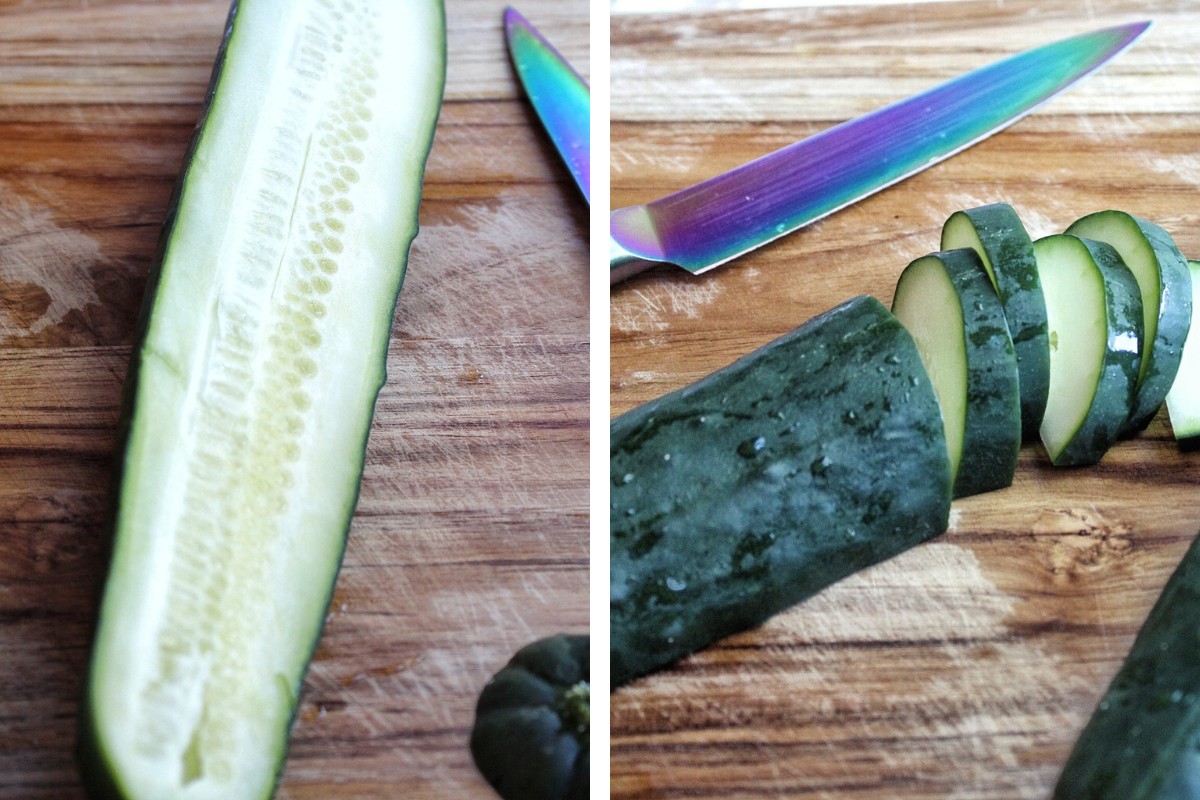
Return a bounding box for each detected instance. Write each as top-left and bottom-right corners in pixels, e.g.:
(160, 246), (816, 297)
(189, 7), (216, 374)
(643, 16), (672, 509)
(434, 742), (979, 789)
(1054, 533), (1200, 800)
(1038, 235), (1143, 467)
(897, 248), (1021, 499)
(610, 296), (951, 687)
(1066, 211), (1193, 435)
(942, 203), (1049, 437)
(77, 0), (447, 796)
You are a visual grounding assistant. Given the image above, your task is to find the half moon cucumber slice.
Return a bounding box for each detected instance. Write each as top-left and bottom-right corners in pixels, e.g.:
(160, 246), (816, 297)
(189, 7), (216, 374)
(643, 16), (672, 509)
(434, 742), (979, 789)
(1065, 210), (1192, 434)
(1165, 260), (1200, 448)
(1034, 234), (1143, 466)
(892, 248), (1021, 497)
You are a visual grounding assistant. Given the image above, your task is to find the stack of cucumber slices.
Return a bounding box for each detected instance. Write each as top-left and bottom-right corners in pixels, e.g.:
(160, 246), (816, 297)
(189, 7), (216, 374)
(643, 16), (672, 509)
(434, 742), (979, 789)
(611, 202), (1197, 687)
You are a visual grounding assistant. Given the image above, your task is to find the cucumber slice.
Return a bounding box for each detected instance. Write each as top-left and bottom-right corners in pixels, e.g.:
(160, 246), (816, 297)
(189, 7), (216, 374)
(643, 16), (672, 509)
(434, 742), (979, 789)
(610, 296), (951, 687)
(1165, 260), (1200, 447)
(891, 248), (1020, 498)
(1054, 532), (1200, 800)
(1065, 210), (1193, 434)
(1034, 234), (1143, 466)
(79, 1), (446, 797)
(941, 202), (1049, 437)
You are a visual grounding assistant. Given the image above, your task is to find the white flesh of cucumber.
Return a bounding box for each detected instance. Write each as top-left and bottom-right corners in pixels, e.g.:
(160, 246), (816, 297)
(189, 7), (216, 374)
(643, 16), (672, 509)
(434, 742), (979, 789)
(1166, 260), (1200, 440)
(891, 257), (967, 482)
(86, 0), (444, 797)
(1036, 236), (1110, 460)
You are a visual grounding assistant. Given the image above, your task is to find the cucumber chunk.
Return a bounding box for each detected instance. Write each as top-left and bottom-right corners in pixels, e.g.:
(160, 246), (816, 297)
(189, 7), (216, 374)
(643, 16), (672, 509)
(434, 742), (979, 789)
(79, 1), (446, 797)
(1165, 260), (1200, 447)
(1034, 234), (1143, 466)
(942, 203), (1049, 437)
(1066, 210), (1193, 434)
(892, 248), (1020, 498)
(1054, 532), (1200, 800)
(610, 296), (951, 687)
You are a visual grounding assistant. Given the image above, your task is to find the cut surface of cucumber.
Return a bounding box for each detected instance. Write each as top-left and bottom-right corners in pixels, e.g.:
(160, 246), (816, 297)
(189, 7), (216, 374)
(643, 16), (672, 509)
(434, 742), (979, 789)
(1166, 260), (1200, 447)
(1034, 234), (1142, 466)
(80, 1), (446, 798)
(892, 248), (1020, 498)
(610, 296), (951, 686)
(1066, 210), (1192, 434)
(941, 202), (1048, 437)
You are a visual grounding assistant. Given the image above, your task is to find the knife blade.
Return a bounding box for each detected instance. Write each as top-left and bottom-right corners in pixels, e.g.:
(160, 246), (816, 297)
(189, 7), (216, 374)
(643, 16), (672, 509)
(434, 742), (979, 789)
(504, 6), (591, 203)
(611, 20), (1151, 284)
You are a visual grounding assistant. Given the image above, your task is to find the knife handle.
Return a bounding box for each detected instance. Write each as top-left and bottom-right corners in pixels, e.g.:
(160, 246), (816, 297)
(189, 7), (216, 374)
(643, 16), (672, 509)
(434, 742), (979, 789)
(610, 237), (654, 284)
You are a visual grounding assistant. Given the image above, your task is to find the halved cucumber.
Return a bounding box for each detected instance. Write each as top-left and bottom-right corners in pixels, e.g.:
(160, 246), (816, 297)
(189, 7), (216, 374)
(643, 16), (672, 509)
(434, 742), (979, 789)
(891, 248), (1020, 498)
(610, 296), (951, 686)
(1166, 260), (1200, 448)
(80, 1), (446, 798)
(1065, 210), (1193, 434)
(1034, 234), (1143, 466)
(941, 202), (1049, 437)
(1054, 531), (1200, 799)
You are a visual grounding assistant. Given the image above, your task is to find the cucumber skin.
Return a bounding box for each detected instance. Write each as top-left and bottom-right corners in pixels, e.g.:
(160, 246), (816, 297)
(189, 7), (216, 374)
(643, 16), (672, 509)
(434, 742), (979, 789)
(894, 248), (1021, 499)
(1039, 236), (1143, 467)
(610, 296), (951, 687)
(1066, 211), (1193, 435)
(942, 203), (1049, 438)
(76, 1), (446, 796)
(1054, 533), (1200, 800)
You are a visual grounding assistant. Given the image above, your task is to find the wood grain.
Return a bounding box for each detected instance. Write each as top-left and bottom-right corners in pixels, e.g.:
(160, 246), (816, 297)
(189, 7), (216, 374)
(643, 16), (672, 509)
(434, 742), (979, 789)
(0, 1), (588, 797)
(611, 1), (1200, 797)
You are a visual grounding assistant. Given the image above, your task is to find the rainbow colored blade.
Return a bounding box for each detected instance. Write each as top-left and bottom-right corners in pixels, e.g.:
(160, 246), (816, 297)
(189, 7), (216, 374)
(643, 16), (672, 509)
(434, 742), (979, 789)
(505, 7), (590, 203)
(610, 21), (1150, 282)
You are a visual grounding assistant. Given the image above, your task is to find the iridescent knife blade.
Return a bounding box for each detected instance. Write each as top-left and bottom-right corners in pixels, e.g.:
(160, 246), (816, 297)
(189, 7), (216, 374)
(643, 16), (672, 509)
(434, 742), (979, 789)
(505, 6), (590, 203)
(611, 21), (1150, 284)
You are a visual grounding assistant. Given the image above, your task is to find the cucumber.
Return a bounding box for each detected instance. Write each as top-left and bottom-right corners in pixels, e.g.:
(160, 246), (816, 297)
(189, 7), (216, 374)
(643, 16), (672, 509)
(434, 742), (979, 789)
(79, 1), (446, 797)
(1054, 532), (1200, 800)
(1034, 234), (1143, 466)
(891, 248), (1020, 498)
(610, 296), (951, 687)
(1065, 210), (1193, 434)
(941, 203), (1049, 436)
(1165, 260), (1200, 447)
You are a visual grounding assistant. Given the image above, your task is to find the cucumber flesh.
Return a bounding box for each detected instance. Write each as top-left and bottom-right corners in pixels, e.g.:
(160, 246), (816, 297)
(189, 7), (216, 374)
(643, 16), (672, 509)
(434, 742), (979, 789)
(1065, 210), (1193, 434)
(1054, 532), (1200, 800)
(1034, 234), (1142, 466)
(1166, 260), (1200, 446)
(941, 203), (1048, 437)
(610, 296), (951, 687)
(80, 1), (446, 797)
(892, 249), (1020, 498)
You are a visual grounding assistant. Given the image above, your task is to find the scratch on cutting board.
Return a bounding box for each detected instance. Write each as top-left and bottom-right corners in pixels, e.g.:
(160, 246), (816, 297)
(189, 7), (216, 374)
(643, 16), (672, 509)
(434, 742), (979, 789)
(611, 279), (722, 337)
(0, 180), (104, 340)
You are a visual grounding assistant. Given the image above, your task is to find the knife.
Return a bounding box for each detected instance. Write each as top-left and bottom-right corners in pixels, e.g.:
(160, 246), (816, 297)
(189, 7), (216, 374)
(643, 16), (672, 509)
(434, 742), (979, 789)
(504, 6), (591, 204)
(611, 21), (1151, 284)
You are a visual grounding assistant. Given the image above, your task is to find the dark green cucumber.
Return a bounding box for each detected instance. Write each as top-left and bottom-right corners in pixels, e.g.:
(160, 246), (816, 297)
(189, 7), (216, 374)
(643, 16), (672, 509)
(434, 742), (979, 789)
(941, 202), (1049, 436)
(1034, 234), (1143, 466)
(471, 634), (589, 800)
(610, 296), (951, 687)
(79, 1), (446, 798)
(1066, 210), (1193, 434)
(1054, 532), (1200, 800)
(891, 248), (1020, 498)
(1166, 260), (1200, 448)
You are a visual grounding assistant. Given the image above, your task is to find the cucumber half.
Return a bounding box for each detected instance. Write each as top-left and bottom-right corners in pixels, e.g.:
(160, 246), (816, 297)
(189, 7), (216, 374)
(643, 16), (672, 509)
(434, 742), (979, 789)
(1065, 210), (1193, 434)
(80, 1), (446, 797)
(891, 248), (1020, 498)
(1034, 234), (1143, 466)
(1166, 260), (1200, 447)
(941, 202), (1049, 437)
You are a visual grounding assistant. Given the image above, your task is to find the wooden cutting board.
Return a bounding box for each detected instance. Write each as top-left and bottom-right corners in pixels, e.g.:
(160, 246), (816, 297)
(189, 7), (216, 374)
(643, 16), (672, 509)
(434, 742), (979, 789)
(611, 1), (1200, 797)
(0, 1), (588, 797)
